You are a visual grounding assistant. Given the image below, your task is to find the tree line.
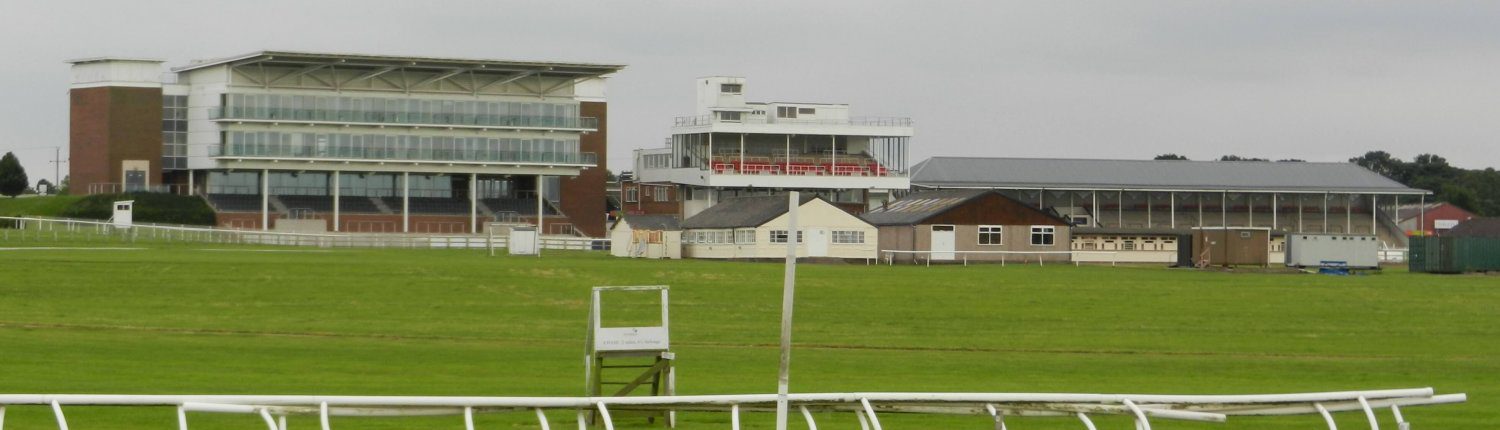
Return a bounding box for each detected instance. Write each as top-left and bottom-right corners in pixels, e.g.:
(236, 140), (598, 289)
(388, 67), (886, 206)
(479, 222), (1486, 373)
(1155, 151), (1499, 216)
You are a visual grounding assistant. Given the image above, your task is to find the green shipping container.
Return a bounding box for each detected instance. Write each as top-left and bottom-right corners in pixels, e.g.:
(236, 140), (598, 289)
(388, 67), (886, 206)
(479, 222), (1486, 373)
(1409, 236), (1500, 273)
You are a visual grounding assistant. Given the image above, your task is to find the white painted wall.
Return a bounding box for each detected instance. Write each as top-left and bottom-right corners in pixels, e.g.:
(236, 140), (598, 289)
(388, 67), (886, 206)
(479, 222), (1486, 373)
(682, 199), (877, 259)
(69, 59), (164, 88)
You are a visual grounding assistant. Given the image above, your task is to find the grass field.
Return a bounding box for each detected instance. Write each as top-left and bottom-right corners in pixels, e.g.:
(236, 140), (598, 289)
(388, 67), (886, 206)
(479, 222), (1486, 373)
(0, 240), (1493, 429)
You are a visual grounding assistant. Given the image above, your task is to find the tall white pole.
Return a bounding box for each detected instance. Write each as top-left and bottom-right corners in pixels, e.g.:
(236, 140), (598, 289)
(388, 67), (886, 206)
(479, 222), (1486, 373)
(402, 172), (410, 233)
(261, 169), (270, 231)
(332, 171), (341, 232)
(775, 191), (799, 430)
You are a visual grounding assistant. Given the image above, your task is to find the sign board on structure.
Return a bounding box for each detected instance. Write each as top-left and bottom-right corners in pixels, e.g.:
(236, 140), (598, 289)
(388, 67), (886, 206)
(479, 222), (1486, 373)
(508, 226), (538, 255)
(1434, 219), (1460, 230)
(588, 286), (670, 353)
(112, 200), (134, 228)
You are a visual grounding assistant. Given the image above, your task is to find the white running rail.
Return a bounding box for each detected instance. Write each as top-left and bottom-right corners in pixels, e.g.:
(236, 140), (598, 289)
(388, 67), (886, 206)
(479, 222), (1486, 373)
(881, 250), (1120, 267)
(0, 388), (1464, 430)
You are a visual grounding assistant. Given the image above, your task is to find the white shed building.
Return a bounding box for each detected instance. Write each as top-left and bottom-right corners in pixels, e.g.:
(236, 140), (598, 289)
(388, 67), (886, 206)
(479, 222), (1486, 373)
(679, 195), (877, 260)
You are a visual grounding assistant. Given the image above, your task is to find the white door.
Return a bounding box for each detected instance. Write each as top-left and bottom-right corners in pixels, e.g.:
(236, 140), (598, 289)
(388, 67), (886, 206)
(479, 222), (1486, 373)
(931, 225), (956, 260)
(806, 228), (829, 257)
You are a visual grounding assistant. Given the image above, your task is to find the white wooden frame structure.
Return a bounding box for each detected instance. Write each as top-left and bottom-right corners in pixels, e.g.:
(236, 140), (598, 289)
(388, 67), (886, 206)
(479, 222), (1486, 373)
(0, 388), (1463, 430)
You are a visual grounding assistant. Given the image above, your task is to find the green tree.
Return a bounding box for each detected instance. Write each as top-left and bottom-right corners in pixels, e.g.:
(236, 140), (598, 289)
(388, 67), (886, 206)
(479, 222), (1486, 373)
(58, 174), (70, 195)
(1349, 151), (1403, 178)
(1154, 154), (1189, 161)
(1218, 155), (1269, 162)
(0, 152), (29, 198)
(36, 178), (53, 195)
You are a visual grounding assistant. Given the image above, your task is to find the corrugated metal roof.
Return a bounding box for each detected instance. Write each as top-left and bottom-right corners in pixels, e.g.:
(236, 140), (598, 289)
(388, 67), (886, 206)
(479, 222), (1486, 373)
(910, 157), (1427, 194)
(617, 215), (681, 231)
(680, 195), (818, 229)
(860, 189), (988, 225)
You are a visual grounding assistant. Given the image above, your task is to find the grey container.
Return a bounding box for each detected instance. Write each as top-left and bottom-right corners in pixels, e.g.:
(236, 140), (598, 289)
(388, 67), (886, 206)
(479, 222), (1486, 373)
(1284, 233), (1380, 269)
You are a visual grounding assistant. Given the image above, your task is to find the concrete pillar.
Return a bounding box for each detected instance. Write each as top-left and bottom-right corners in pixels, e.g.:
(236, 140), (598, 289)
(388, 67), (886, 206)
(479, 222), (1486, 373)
(187, 170), (195, 196)
(1346, 194), (1353, 234)
(1272, 193), (1279, 231)
(1322, 192), (1329, 233)
(1221, 191), (1228, 227)
(1371, 194), (1378, 235)
(1170, 192), (1176, 229)
(1091, 191), (1099, 227)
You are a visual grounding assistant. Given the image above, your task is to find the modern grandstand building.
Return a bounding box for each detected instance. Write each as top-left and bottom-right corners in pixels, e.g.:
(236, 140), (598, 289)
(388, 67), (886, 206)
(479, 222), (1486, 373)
(626, 76), (914, 218)
(68, 51), (622, 236)
(909, 157), (1430, 263)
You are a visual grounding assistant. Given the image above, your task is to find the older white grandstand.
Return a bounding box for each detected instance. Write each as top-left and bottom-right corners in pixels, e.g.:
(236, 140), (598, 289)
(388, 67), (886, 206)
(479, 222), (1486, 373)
(910, 157), (1429, 263)
(632, 76), (914, 218)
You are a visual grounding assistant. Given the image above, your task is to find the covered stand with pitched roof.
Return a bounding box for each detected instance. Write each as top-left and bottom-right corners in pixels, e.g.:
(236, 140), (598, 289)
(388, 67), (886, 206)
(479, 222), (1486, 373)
(863, 189), (1072, 264)
(911, 157), (1430, 263)
(678, 195), (876, 259)
(609, 215), (683, 259)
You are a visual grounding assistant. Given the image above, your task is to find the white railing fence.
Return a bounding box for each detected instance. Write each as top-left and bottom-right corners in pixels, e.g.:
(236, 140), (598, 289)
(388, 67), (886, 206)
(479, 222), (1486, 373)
(0, 388), (1463, 430)
(882, 250), (1120, 267)
(0, 216), (607, 251)
(1378, 248), (1408, 263)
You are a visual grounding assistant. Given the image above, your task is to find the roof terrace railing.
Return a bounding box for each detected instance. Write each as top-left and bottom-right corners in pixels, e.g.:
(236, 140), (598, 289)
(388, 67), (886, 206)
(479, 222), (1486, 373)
(212, 144), (597, 166)
(674, 114), (912, 128)
(212, 107), (599, 131)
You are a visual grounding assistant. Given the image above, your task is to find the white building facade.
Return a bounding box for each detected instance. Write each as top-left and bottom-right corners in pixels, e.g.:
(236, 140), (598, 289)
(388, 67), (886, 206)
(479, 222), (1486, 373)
(632, 77), (914, 218)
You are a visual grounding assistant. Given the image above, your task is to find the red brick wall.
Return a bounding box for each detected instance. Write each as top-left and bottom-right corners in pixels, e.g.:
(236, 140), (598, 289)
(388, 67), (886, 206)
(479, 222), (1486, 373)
(559, 101), (609, 237)
(69, 86), (163, 194)
(621, 181), (681, 215)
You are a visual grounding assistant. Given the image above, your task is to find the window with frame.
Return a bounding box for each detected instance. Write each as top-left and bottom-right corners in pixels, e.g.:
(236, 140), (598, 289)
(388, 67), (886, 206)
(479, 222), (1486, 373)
(718, 111), (742, 122)
(625, 187), (638, 203)
(776, 106), (797, 118)
(797, 107), (816, 115)
(720, 83), (742, 94)
(770, 230), (804, 243)
(1030, 226), (1056, 246)
(735, 229), (756, 244)
(832, 230), (864, 244)
(978, 225), (1003, 245)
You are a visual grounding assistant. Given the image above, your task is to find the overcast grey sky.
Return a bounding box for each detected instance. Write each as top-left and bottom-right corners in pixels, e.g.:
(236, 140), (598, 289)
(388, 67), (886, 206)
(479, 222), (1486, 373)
(2, 1), (1498, 184)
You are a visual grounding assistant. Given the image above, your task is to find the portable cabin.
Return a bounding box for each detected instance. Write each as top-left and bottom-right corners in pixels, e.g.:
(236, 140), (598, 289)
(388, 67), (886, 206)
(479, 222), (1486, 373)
(1190, 227), (1271, 267)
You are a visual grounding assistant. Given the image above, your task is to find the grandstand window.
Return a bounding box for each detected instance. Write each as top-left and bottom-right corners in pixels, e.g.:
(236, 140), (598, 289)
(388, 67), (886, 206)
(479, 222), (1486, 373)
(777, 106), (797, 118)
(978, 225), (1003, 245)
(735, 229), (756, 244)
(797, 107), (816, 115)
(770, 230), (803, 243)
(720, 83), (742, 94)
(832, 230), (865, 244)
(1030, 226), (1056, 246)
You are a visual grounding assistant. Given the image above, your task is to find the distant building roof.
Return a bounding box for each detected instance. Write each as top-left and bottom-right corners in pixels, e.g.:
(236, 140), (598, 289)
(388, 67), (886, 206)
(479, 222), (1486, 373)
(1449, 218), (1500, 239)
(910, 157), (1428, 194)
(1395, 202), (1474, 222)
(860, 189), (989, 226)
(681, 195), (817, 229)
(618, 215), (681, 231)
(170, 50), (625, 76)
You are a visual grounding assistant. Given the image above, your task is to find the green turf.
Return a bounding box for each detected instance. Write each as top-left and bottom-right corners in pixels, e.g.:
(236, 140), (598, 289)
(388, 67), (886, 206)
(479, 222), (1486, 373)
(0, 241), (1493, 429)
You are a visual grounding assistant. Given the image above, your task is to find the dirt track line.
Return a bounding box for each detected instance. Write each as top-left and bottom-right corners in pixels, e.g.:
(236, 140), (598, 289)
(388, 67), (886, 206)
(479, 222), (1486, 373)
(0, 320), (1441, 361)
